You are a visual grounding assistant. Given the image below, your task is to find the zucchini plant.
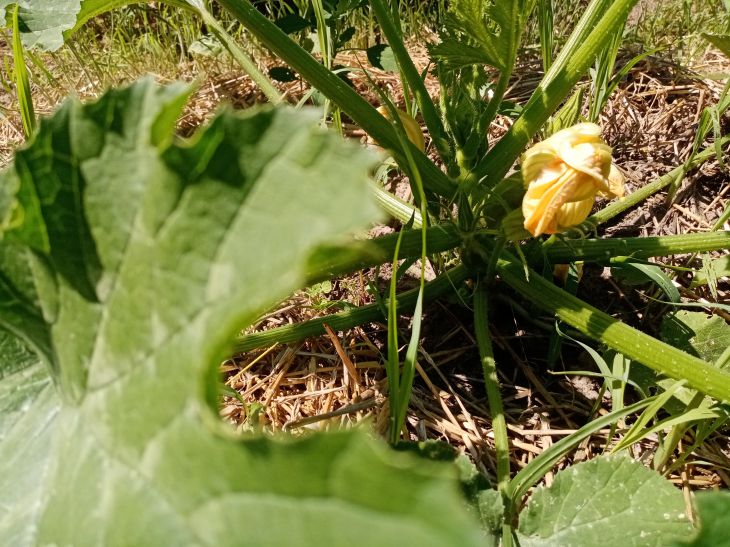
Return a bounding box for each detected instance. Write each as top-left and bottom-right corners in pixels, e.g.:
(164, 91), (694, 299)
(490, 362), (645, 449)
(2, 0), (730, 545)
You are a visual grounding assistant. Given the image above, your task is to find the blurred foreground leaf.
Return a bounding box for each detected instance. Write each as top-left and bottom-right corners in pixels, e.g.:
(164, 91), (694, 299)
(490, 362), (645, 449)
(0, 79), (482, 546)
(676, 491), (730, 546)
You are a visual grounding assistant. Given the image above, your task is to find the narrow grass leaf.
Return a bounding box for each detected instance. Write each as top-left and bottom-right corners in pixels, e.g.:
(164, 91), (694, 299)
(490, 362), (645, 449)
(11, 6), (36, 138)
(611, 261), (681, 303)
(505, 399), (653, 504)
(611, 382), (688, 453)
(613, 407), (719, 454)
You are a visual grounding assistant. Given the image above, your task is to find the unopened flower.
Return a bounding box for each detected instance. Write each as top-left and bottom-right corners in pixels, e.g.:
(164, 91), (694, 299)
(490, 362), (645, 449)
(375, 106), (425, 152)
(521, 123), (624, 237)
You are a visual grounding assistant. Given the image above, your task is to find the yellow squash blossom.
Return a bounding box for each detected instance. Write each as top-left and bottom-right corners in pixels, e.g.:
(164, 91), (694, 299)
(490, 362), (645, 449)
(521, 123), (624, 237)
(376, 106), (425, 152)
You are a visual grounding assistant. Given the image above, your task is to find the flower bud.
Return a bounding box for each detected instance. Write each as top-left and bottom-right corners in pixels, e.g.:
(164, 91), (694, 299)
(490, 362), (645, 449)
(521, 123), (624, 236)
(376, 106), (425, 152)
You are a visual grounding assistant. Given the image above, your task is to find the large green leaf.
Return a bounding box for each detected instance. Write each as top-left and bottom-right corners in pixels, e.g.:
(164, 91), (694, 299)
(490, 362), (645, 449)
(661, 311), (730, 365)
(703, 33), (730, 59)
(676, 491), (730, 546)
(0, 332), (56, 544)
(1, 0), (192, 50)
(517, 456), (693, 546)
(0, 79), (483, 545)
(0, 0), (81, 50)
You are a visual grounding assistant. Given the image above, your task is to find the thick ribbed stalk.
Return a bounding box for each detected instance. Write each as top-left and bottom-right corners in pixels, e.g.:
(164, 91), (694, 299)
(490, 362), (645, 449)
(473, 0), (638, 186)
(542, 231), (730, 263)
(372, 184), (423, 227)
(215, 0), (456, 198)
(496, 253), (730, 402)
(232, 265), (470, 354)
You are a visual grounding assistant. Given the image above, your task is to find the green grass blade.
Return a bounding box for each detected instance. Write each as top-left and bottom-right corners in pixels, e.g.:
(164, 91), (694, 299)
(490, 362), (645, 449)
(387, 93), (431, 444)
(588, 18), (626, 122)
(12, 5), (36, 138)
(505, 398), (654, 505)
(386, 222), (407, 442)
(537, 0), (554, 72)
(196, 5), (282, 104)
(613, 404), (717, 453)
(611, 260), (681, 303)
(394, 286), (424, 440)
(591, 47), (658, 123)
(652, 391), (706, 471)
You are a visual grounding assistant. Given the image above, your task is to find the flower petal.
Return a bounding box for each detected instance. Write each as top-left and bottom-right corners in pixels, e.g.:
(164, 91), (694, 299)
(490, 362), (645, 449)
(555, 197), (595, 231)
(520, 122), (618, 237)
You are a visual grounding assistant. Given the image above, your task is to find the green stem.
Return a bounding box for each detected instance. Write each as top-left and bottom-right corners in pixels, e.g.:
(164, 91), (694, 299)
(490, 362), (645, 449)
(496, 252), (730, 402)
(473, 0), (638, 186)
(304, 224), (460, 285)
(474, 282), (510, 492)
(582, 135), (730, 229)
(232, 265), (470, 354)
(541, 231), (730, 263)
(215, 0), (456, 198)
(370, 0), (450, 165)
